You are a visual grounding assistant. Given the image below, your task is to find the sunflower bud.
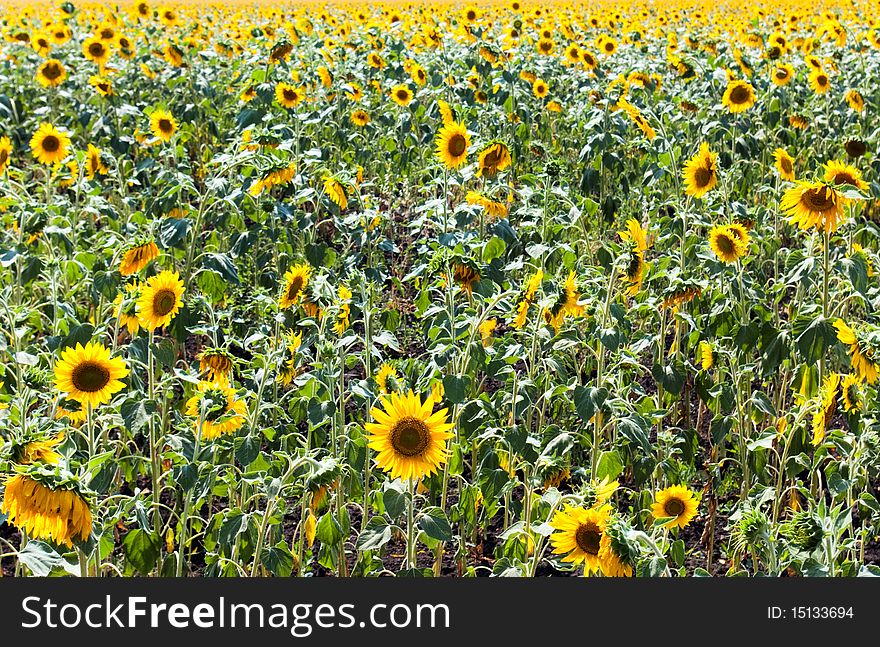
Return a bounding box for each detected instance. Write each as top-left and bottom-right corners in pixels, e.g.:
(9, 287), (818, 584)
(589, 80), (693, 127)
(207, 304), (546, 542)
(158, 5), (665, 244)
(781, 511), (824, 552)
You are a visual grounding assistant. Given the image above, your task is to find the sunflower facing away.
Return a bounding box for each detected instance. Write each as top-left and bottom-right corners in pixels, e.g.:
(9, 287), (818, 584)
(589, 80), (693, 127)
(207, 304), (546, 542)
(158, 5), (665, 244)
(149, 109), (178, 142)
(114, 283), (142, 336)
(722, 79), (756, 113)
(54, 341), (129, 408)
(30, 122), (71, 166)
(375, 362), (399, 394)
(709, 224), (749, 263)
(781, 181), (846, 233)
(549, 504), (610, 574)
(651, 485), (699, 529)
(682, 142), (717, 198)
(185, 377), (247, 440)
(365, 390), (454, 482)
(435, 121), (470, 169)
(1, 470), (92, 547)
(477, 141), (511, 177)
(279, 262), (312, 309)
(619, 218), (649, 295)
(137, 269), (185, 331)
(119, 240), (160, 276)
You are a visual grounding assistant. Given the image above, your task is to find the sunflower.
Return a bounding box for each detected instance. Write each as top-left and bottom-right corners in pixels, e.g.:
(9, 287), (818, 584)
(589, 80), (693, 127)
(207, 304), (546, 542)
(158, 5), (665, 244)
(375, 362), (399, 394)
(323, 176), (348, 210)
(390, 84), (413, 106)
(809, 68), (830, 94)
(113, 283), (142, 336)
(36, 59), (66, 87)
(532, 78), (549, 98)
(185, 377), (247, 440)
(834, 319), (879, 383)
(811, 372), (840, 445)
(365, 390), (454, 481)
(844, 140), (867, 158)
(350, 109), (370, 126)
(85, 144), (107, 180)
(708, 225), (748, 263)
(279, 262), (312, 309)
(479, 319), (497, 346)
(651, 485), (698, 529)
(619, 218), (649, 295)
(30, 123), (71, 166)
(477, 141), (511, 177)
(16, 433), (64, 465)
(149, 109), (177, 142)
(435, 121), (470, 170)
(699, 340), (714, 370)
(275, 82), (303, 109)
(781, 181), (846, 234)
(82, 36), (110, 65)
(549, 504), (610, 573)
(1, 470), (92, 547)
(53, 341), (129, 408)
(841, 374), (861, 413)
(0, 136), (12, 174)
(453, 263), (480, 294)
(722, 79), (756, 113)
(823, 160), (868, 191)
(845, 89), (865, 113)
(88, 74), (114, 97)
(770, 63), (794, 86)
(198, 348), (235, 382)
(137, 269), (185, 331)
(773, 148), (795, 181)
(682, 142), (718, 198)
(465, 190), (508, 218)
(119, 240), (159, 276)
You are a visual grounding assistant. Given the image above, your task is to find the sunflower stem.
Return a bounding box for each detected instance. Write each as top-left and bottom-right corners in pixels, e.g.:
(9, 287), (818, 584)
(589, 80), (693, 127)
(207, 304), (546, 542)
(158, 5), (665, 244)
(406, 479), (416, 571)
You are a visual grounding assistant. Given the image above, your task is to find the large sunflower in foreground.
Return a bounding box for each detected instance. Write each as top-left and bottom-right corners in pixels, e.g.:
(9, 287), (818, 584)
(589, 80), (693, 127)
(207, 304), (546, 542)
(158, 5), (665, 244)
(54, 341), (129, 408)
(780, 181), (846, 234)
(30, 122), (71, 166)
(119, 240), (159, 276)
(365, 390), (454, 481)
(185, 377), (247, 440)
(1, 469), (92, 547)
(682, 142), (717, 198)
(549, 504), (610, 574)
(279, 262), (312, 309)
(435, 121), (470, 169)
(137, 269), (185, 331)
(651, 485), (699, 529)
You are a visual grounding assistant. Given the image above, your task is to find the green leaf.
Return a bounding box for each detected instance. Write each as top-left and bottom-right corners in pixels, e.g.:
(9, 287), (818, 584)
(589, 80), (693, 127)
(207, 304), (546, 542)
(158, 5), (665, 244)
(595, 450), (624, 481)
(356, 517), (393, 550)
(793, 313), (837, 364)
(383, 482), (406, 520)
(122, 529), (161, 575)
(442, 375), (469, 404)
(203, 253), (240, 285)
(262, 542), (294, 577)
(652, 360), (684, 395)
(120, 398), (157, 436)
(573, 385), (608, 422)
(617, 415), (652, 453)
(158, 217), (191, 249)
(18, 541), (65, 576)
(418, 507), (452, 542)
(316, 511), (344, 546)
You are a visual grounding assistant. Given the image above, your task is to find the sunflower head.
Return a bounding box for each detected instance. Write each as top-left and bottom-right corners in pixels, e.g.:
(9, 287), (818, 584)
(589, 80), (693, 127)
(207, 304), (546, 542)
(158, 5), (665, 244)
(722, 79), (756, 113)
(682, 142), (717, 198)
(136, 269), (185, 331)
(149, 109), (178, 142)
(53, 341), (129, 408)
(650, 485), (699, 529)
(30, 122), (71, 166)
(435, 121), (470, 170)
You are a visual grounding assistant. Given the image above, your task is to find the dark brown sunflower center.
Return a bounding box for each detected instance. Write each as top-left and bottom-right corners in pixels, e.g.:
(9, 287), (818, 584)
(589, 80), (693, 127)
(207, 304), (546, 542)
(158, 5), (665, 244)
(540, 42), (551, 52)
(390, 416), (430, 457)
(730, 85), (750, 104)
(71, 361), (111, 393)
(715, 234), (736, 255)
(781, 158), (792, 174)
(830, 173), (856, 187)
(283, 89), (297, 101)
(664, 498), (685, 517)
(89, 43), (105, 56)
(625, 251), (642, 279)
(575, 523), (601, 555)
(802, 187), (835, 212)
(287, 276), (304, 299)
(694, 166), (713, 188)
(482, 149), (501, 168)
(153, 288), (177, 316)
(100, 28), (114, 39)
(158, 119), (173, 134)
(43, 63), (62, 79)
(448, 134), (467, 157)
(604, 42), (614, 51)
(0, 150), (7, 166)
(42, 136), (60, 152)
(396, 90), (409, 101)
(817, 75), (828, 86)
(775, 69), (788, 80)
(467, 10), (476, 19)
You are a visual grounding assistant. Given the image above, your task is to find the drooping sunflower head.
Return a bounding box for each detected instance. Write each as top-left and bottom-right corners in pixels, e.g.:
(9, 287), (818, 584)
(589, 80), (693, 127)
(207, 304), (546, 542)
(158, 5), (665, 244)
(279, 262), (312, 309)
(452, 262), (481, 295)
(722, 79), (756, 113)
(12, 432), (65, 466)
(53, 341), (129, 408)
(136, 269), (185, 331)
(650, 485), (699, 529)
(549, 504), (610, 573)
(30, 122), (71, 166)
(0, 136), (12, 173)
(365, 390), (454, 482)
(781, 181), (846, 234)
(119, 240), (160, 276)
(55, 397), (87, 426)
(477, 141), (511, 178)
(435, 121), (470, 170)
(844, 139), (867, 159)
(198, 347), (235, 382)
(149, 109), (178, 142)
(113, 283), (142, 336)
(682, 141), (717, 198)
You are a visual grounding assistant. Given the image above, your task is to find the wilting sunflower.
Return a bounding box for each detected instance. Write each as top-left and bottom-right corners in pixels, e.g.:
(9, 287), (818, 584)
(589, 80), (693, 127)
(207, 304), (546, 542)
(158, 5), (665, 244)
(1, 468), (92, 547)
(708, 224), (749, 264)
(722, 79), (756, 113)
(375, 362), (399, 394)
(823, 160), (868, 191)
(137, 269), (185, 331)
(185, 377), (247, 440)
(14, 433), (64, 465)
(279, 262), (312, 309)
(113, 283), (142, 336)
(275, 82), (303, 109)
(30, 123), (71, 166)
(365, 390), (454, 481)
(452, 263), (481, 294)
(119, 240), (159, 276)
(88, 74), (114, 97)
(844, 140), (868, 158)
(0, 136), (12, 174)
(437, 99), (455, 125)
(53, 341), (129, 408)
(350, 109), (370, 126)
(774, 148), (796, 181)
(781, 181), (846, 233)
(149, 109), (178, 142)
(549, 504), (610, 574)
(435, 121), (470, 170)
(477, 141), (511, 177)
(809, 68), (831, 94)
(198, 348), (235, 381)
(390, 84), (413, 106)
(834, 319), (879, 383)
(651, 485), (699, 529)
(682, 142), (717, 198)
(36, 59), (67, 87)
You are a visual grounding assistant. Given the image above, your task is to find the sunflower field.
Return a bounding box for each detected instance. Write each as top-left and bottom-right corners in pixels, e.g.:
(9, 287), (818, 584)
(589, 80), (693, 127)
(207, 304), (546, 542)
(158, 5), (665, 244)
(1, 0), (880, 580)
